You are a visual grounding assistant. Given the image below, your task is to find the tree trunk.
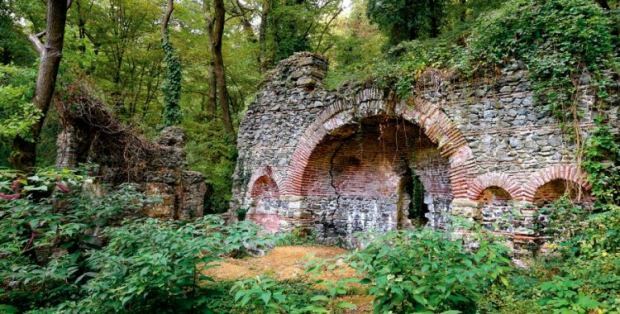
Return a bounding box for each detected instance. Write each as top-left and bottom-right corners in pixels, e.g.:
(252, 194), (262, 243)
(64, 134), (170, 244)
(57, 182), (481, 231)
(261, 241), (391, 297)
(212, 0), (233, 134)
(595, 0), (610, 10)
(459, 0), (466, 22)
(429, 0), (441, 38)
(162, 0), (174, 34)
(206, 59), (217, 118)
(161, 0), (183, 126)
(11, 0), (69, 170)
(203, 0), (218, 120)
(258, 0), (271, 72)
(76, 0), (86, 53)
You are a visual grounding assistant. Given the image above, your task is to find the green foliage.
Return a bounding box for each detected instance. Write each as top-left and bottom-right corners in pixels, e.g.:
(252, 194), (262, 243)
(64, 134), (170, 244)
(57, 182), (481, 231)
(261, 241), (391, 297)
(184, 118), (237, 213)
(230, 276), (290, 313)
(468, 0), (615, 123)
(0, 64), (40, 141)
(351, 229), (511, 313)
(221, 220), (276, 258)
(275, 227), (317, 246)
(0, 173), (144, 310)
(267, 0), (312, 63)
(323, 0), (385, 89)
(583, 118), (620, 208)
(0, 167), (83, 196)
(480, 252), (620, 313)
(0, 166), (281, 313)
(366, 0), (446, 46)
(161, 33), (182, 127)
(265, 0), (342, 65)
(230, 276), (350, 314)
(0, 1), (36, 66)
(53, 217), (221, 313)
(541, 199), (620, 260)
(480, 199), (620, 313)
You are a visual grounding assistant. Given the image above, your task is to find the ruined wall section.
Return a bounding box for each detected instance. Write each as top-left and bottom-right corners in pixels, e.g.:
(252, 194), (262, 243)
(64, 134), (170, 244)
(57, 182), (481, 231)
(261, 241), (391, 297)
(415, 65), (595, 182)
(232, 53), (335, 218)
(55, 86), (207, 220)
(232, 52), (613, 249)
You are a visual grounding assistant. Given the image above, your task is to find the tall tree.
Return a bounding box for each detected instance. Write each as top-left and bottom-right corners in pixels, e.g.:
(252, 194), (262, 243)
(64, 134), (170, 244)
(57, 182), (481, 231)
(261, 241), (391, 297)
(203, 0), (233, 134)
(261, 0), (341, 68)
(203, 0), (218, 119)
(161, 0), (182, 126)
(258, 0), (271, 72)
(11, 0), (69, 170)
(366, 0), (446, 46)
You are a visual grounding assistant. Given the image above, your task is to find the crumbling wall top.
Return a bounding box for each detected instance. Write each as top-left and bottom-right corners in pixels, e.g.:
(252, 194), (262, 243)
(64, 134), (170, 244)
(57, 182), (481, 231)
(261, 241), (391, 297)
(264, 52), (328, 89)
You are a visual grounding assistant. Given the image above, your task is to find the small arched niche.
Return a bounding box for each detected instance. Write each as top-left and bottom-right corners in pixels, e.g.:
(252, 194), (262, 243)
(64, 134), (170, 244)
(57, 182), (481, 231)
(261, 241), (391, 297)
(533, 179), (590, 207)
(251, 175), (280, 199)
(248, 174), (281, 233)
(477, 186), (513, 231)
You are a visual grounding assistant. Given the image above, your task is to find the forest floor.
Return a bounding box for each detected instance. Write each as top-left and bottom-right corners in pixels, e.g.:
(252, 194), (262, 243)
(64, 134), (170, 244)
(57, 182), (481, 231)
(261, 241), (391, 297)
(203, 245), (373, 313)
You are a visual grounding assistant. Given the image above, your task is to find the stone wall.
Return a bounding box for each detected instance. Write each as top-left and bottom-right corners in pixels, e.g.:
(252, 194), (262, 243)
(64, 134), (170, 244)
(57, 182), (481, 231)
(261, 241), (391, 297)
(231, 52), (616, 253)
(55, 87), (207, 220)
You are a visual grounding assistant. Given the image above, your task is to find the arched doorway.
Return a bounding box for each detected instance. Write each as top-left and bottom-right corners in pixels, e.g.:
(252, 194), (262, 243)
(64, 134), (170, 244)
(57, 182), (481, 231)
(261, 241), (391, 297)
(298, 116), (452, 244)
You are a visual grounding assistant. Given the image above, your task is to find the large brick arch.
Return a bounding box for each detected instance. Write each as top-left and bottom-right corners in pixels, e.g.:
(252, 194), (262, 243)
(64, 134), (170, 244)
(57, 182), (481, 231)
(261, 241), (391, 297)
(522, 164), (591, 202)
(469, 172), (521, 200)
(281, 87), (475, 198)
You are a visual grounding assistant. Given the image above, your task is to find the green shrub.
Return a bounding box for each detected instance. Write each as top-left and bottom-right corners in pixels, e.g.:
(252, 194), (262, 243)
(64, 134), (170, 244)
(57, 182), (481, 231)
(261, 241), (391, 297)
(275, 227), (317, 246)
(583, 119), (620, 209)
(53, 218), (221, 313)
(0, 64), (40, 141)
(0, 167), (279, 312)
(480, 200), (620, 313)
(350, 229), (511, 313)
(230, 276), (352, 314)
(0, 172), (144, 310)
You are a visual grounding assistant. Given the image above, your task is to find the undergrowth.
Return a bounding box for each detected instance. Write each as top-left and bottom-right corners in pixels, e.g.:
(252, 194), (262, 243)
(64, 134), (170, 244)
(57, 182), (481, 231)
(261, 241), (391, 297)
(1, 168), (618, 313)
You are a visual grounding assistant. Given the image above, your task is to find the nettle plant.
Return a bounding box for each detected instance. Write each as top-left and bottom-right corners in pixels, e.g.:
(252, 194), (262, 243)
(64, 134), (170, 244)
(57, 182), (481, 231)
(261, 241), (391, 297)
(230, 276), (355, 314)
(350, 229), (511, 314)
(0, 168), (145, 310)
(0, 167), (279, 313)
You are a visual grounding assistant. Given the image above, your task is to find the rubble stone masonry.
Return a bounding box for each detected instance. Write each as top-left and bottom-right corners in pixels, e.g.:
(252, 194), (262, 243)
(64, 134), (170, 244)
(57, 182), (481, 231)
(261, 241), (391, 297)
(231, 52), (618, 254)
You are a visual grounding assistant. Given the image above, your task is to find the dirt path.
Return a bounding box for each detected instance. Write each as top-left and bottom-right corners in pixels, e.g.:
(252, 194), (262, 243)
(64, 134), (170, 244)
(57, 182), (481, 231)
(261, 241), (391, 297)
(202, 245), (373, 313)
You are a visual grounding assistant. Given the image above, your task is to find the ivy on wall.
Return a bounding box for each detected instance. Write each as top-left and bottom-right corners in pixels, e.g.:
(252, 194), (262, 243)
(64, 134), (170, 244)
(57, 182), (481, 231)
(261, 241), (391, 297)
(161, 33), (182, 127)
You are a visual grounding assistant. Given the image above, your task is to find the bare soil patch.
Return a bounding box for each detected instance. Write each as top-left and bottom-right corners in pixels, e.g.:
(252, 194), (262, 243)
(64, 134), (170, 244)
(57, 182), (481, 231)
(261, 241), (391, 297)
(202, 245), (373, 313)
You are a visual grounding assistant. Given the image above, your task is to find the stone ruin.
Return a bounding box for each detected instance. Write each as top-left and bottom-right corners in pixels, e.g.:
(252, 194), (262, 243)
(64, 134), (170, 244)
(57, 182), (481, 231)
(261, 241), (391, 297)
(231, 52), (618, 254)
(55, 84), (207, 219)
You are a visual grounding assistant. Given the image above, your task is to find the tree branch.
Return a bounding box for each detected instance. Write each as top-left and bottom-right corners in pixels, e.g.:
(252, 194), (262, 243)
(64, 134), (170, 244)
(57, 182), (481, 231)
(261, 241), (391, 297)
(28, 31), (46, 55)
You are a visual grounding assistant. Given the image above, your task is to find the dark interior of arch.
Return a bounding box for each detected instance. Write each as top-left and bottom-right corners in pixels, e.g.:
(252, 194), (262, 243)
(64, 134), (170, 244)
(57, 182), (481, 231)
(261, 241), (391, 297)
(533, 179), (591, 207)
(299, 116), (453, 245)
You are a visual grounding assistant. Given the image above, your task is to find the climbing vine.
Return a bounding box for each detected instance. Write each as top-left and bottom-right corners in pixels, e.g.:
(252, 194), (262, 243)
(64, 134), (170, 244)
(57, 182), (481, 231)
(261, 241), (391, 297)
(161, 33), (182, 127)
(582, 118), (620, 209)
(468, 0), (615, 127)
(363, 0), (617, 127)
